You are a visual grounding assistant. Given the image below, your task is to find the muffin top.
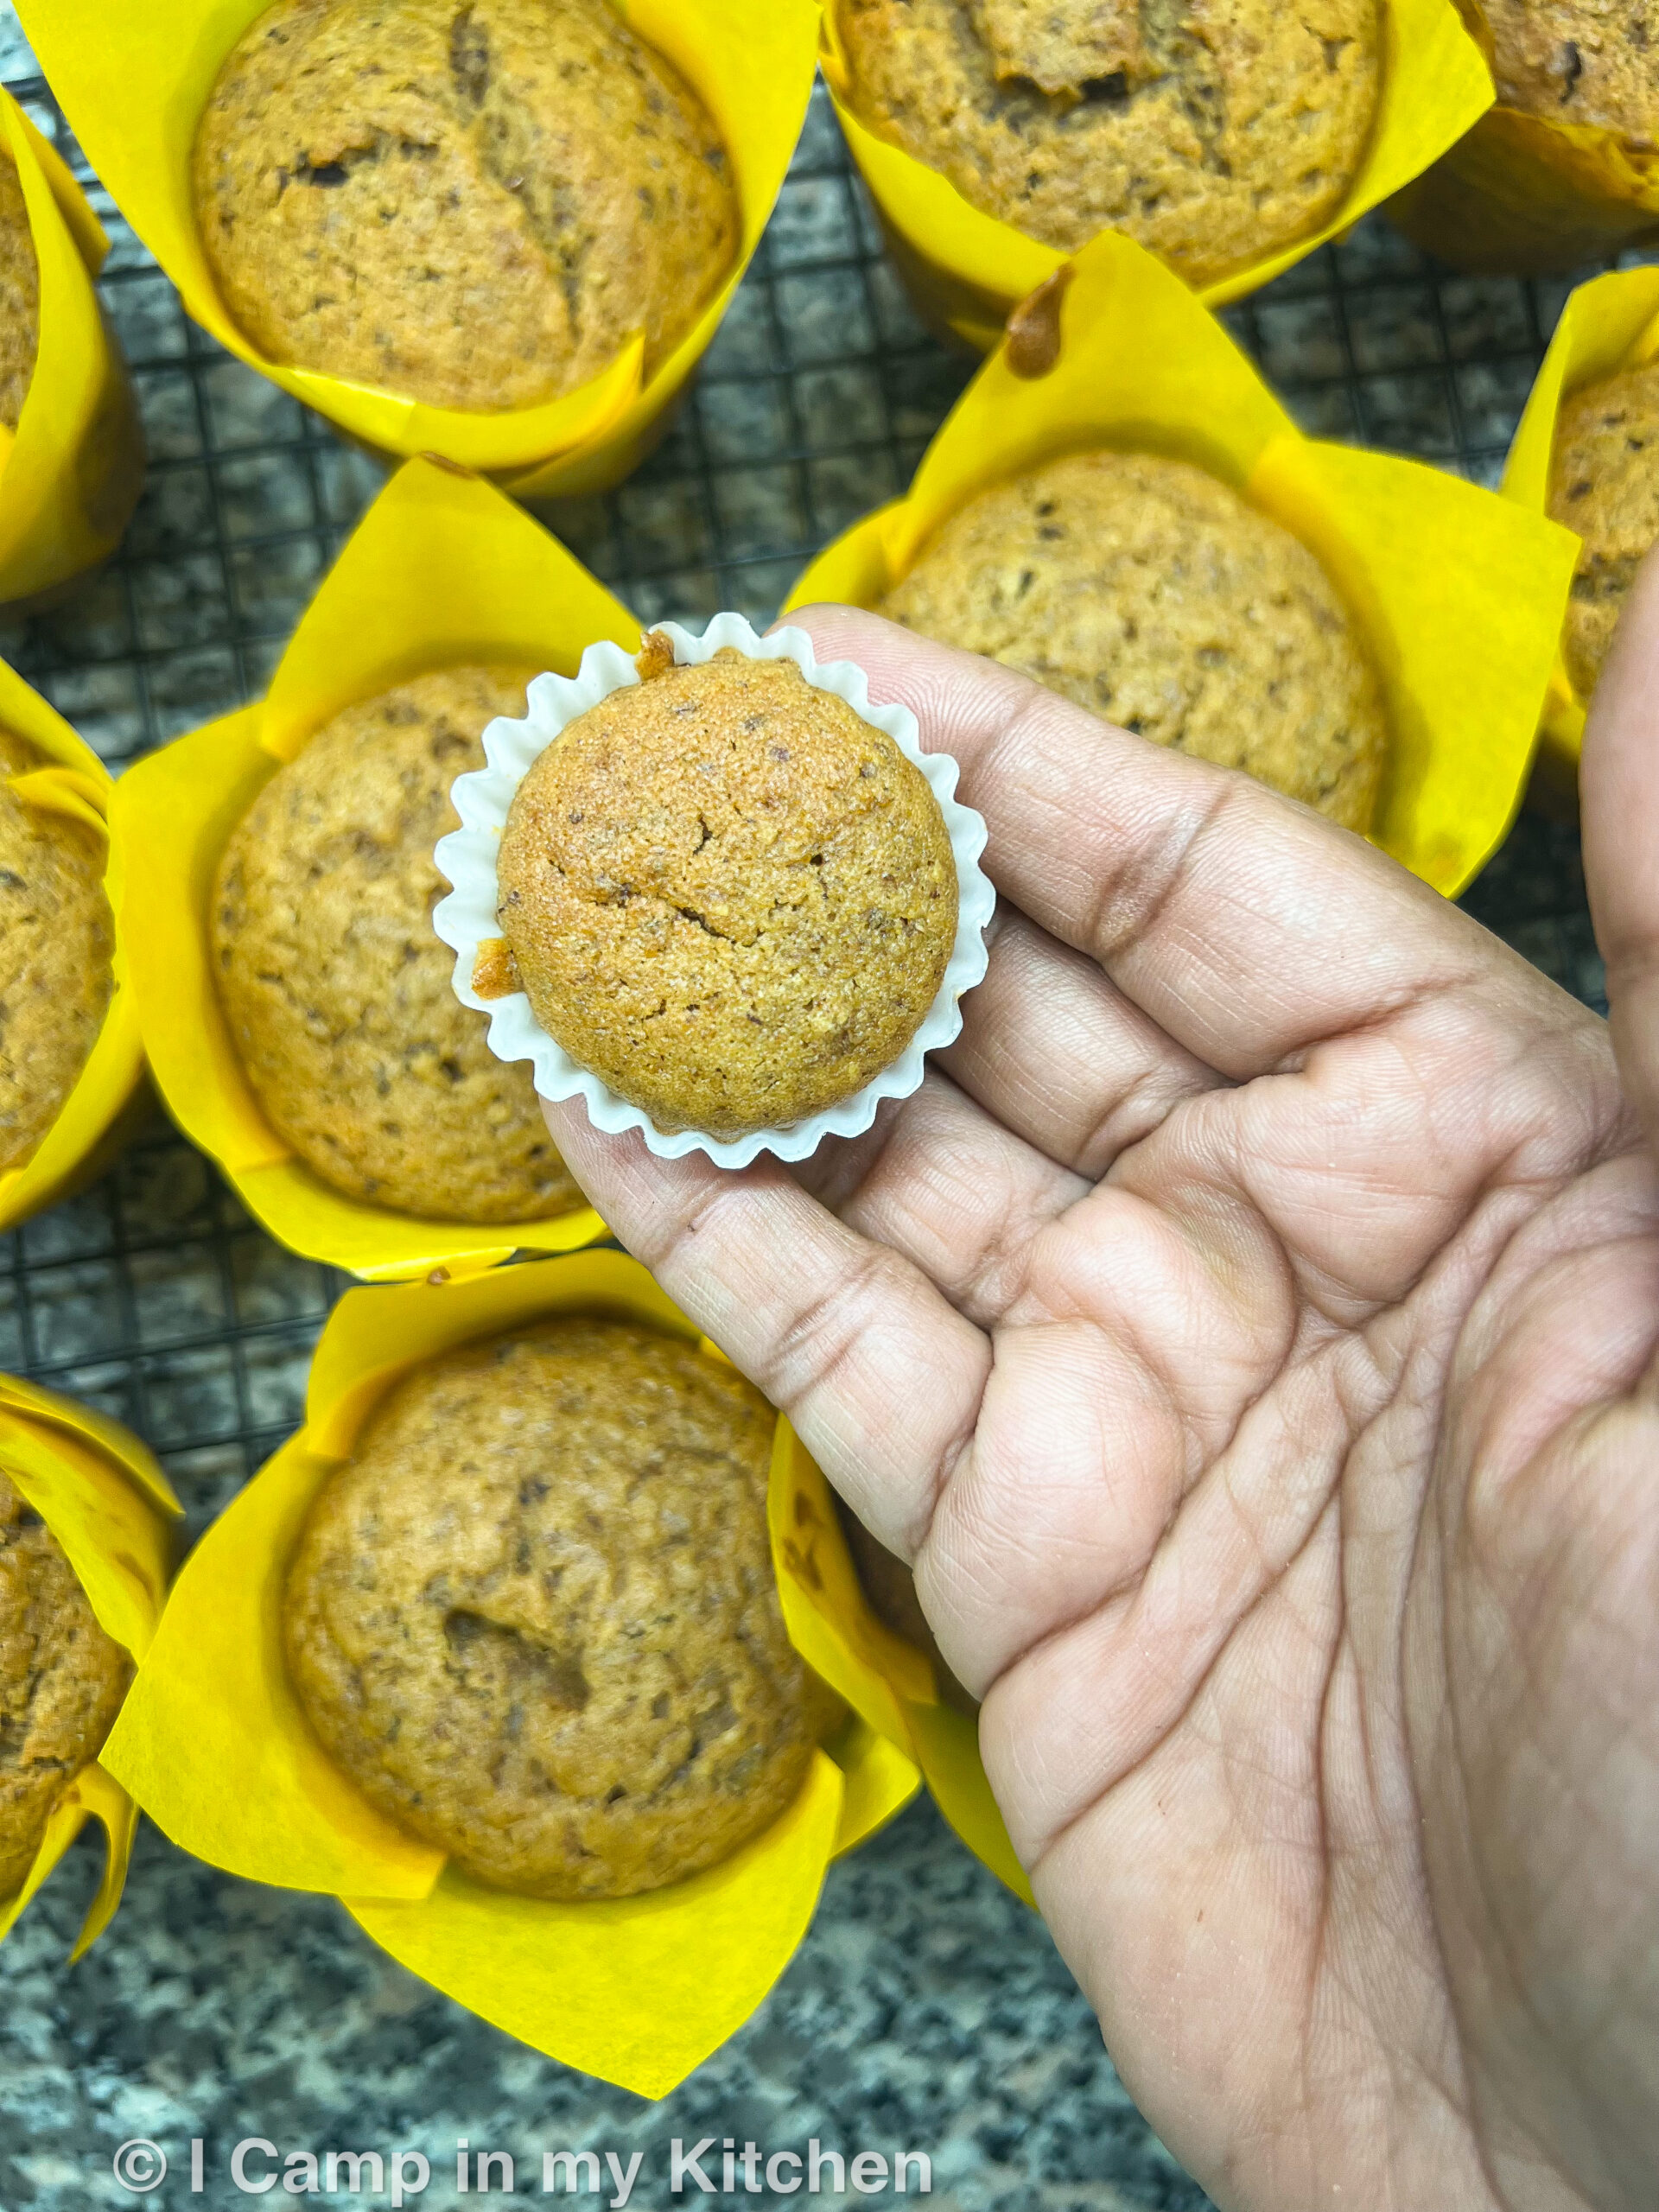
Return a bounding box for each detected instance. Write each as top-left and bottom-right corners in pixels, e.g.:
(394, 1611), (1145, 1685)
(285, 1318), (833, 1899)
(0, 731), (114, 1179)
(194, 0), (738, 411)
(213, 666), (579, 1224)
(495, 650), (959, 1138)
(1548, 357), (1659, 700)
(0, 1471), (132, 1899)
(0, 154), (37, 433)
(1484, 0), (1659, 137)
(837, 0), (1380, 289)
(881, 451), (1386, 832)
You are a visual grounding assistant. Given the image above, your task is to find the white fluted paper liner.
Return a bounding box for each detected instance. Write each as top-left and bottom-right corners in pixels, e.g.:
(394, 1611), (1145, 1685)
(432, 613), (994, 1168)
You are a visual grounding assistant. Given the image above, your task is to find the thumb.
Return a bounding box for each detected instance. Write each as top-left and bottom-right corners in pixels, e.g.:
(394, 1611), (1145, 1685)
(1581, 541), (1659, 1155)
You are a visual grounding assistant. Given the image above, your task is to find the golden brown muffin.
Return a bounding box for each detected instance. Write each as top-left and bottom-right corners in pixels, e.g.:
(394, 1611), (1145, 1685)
(1483, 0), (1659, 136)
(285, 1319), (835, 1899)
(882, 451), (1387, 831)
(1548, 358), (1659, 700)
(496, 650), (960, 1138)
(0, 1471), (132, 1897)
(0, 731), (114, 1178)
(194, 0), (737, 411)
(837, 0), (1380, 289)
(213, 667), (579, 1224)
(0, 154), (38, 433)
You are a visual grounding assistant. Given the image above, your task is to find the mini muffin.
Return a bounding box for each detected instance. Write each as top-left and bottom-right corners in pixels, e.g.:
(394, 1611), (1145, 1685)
(1483, 0), (1659, 137)
(0, 1471), (132, 1897)
(0, 732), (114, 1177)
(285, 1319), (836, 1899)
(1547, 358), (1659, 701)
(881, 451), (1387, 830)
(213, 667), (579, 1224)
(496, 650), (959, 1137)
(837, 0), (1380, 290)
(194, 0), (738, 412)
(0, 154), (37, 432)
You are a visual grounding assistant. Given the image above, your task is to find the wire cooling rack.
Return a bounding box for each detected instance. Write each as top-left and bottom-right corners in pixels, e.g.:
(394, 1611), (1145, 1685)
(0, 30), (1629, 2208)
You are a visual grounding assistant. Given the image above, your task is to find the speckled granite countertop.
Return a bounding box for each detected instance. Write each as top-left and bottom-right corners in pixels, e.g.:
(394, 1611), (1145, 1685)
(0, 5), (1616, 2203)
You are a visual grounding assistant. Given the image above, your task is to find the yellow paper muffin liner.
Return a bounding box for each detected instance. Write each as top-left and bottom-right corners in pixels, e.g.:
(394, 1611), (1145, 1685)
(102, 1250), (924, 2097)
(0, 87), (143, 608)
(0, 657), (147, 1233)
(1499, 267), (1659, 791)
(110, 458), (633, 1282)
(819, 0), (1495, 351)
(17, 0), (817, 499)
(788, 230), (1580, 899)
(0, 1373), (180, 1957)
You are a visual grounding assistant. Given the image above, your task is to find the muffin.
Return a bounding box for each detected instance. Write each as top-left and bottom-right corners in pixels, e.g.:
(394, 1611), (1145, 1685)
(193, 0), (738, 412)
(285, 1319), (836, 1899)
(1482, 0), (1659, 137)
(0, 1471), (132, 1897)
(1547, 357), (1659, 700)
(881, 451), (1387, 831)
(834, 1497), (978, 1718)
(0, 154), (37, 432)
(836, 0), (1380, 289)
(212, 667), (580, 1223)
(495, 649), (959, 1137)
(0, 731), (115, 1177)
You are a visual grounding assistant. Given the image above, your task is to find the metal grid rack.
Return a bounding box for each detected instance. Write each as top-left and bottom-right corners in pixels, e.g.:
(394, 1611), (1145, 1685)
(0, 30), (1624, 2203)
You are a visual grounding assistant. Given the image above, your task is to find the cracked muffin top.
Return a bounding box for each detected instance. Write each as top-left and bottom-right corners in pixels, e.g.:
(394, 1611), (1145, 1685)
(0, 729), (114, 1180)
(1547, 357), (1659, 700)
(0, 155), (37, 433)
(493, 648), (959, 1139)
(0, 1471), (132, 1901)
(836, 0), (1380, 289)
(881, 451), (1386, 833)
(193, 0), (738, 411)
(284, 1318), (839, 1899)
(212, 666), (581, 1223)
(1481, 0), (1659, 136)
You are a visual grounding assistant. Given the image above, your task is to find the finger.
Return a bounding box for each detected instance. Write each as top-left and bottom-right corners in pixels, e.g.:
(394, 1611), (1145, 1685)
(1582, 541), (1659, 1157)
(938, 906), (1224, 1177)
(541, 1097), (989, 1557)
(787, 603), (1494, 1078)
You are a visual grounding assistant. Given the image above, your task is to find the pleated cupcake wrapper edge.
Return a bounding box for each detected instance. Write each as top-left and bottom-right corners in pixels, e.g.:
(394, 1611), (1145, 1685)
(1499, 266), (1659, 778)
(100, 1251), (923, 2097)
(0, 1378), (179, 1958)
(787, 229), (1580, 903)
(435, 613), (995, 1168)
(819, 0), (1494, 348)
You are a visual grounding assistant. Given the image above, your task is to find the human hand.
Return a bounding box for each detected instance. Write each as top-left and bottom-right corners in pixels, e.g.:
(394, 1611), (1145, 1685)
(543, 598), (1659, 2212)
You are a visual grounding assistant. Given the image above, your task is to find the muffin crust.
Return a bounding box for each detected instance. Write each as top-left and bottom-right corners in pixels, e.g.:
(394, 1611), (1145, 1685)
(0, 1471), (132, 1898)
(0, 731), (114, 1178)
(213, 667), (579, 1223)
(1548, 356), (1659, 699)
(837, 0), (1380, 289)
(194, 0), (737, 410)
(1484, 0), (1659, 137)
(496, 652), (959, 1137)
(0, 154), (37, 432)
(881, 450), (1387, 830)
(285, 1319), (830, 1898)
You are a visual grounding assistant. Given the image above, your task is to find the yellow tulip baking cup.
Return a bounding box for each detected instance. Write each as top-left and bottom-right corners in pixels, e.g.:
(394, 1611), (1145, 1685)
(0, 1374), (179, 1958)
(108, 457), (632, 1283)
(0, 87), (143, 608)
(819, 0), (1494, 352)
(17, 0), (817, 499)
(101, 1251), (923, 2097)
(1499, 267), (1659, 793)
(0, 657), (146, 1233)
(787, 231), (1580, 899)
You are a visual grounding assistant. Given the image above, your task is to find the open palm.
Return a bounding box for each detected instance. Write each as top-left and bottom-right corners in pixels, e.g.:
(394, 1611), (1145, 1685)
(545, 597), (1659, 2212)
